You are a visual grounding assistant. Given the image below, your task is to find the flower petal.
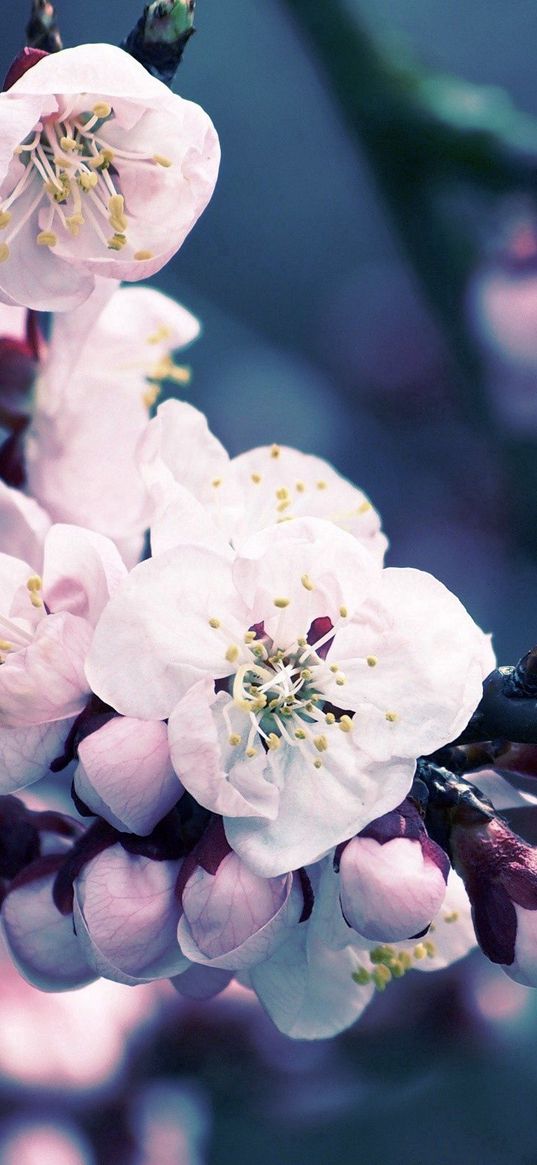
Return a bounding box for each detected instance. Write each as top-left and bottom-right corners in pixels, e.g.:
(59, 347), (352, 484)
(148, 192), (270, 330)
(73, 845), (187, 984)
(3, 867), (96, 991)
(225, 744), (415, 878)
(86, 546), (247, 720)
(168, 680), (279, 819)
(75, 717), (180, 835)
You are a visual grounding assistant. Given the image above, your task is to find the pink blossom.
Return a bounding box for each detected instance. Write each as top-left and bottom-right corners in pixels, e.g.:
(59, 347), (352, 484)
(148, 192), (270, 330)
(24, 284), (200, 566)
(2, 859), (97, 990)
(87, 518), (493, 876)
(0, 44), (220, 310)
(73, 844), (187, 984)
(338, 799), (450, 942)
(74, 716), (181, 835)
(176, 820), (304, 970)
(0, 522), (126, 792)
(139, 399), (387, 561)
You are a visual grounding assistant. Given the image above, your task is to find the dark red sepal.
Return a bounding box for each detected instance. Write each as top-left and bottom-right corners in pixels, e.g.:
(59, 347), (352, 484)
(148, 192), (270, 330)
(3, 47), (49, 91)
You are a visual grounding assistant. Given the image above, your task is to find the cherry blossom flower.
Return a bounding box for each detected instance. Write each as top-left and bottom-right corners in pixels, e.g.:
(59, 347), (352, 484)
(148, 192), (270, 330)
(0, 44), (220, 310)
(0, 522), (126, 794)
(337, 798), (450, 942)
(139, 399), (387, 561)
(87, 517), (494, 876)
(25, 284), (200, 566)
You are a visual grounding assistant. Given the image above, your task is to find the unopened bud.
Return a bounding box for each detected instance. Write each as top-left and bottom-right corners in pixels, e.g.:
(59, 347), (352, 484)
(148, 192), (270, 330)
(451, 814), (537, 986)
(122, 0), (196, 86)
(338, 800), (450, 943)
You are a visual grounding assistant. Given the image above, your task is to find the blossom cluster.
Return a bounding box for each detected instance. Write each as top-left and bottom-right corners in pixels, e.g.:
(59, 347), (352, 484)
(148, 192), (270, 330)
(0, 33), (536, 1041)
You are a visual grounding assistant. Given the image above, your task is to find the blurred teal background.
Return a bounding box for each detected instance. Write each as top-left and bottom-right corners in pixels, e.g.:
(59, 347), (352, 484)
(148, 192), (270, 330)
(5, 2), (537, 1162)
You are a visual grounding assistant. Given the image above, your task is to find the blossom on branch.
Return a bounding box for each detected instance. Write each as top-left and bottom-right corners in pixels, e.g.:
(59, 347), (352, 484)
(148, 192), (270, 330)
(0, 43), (220, 310)
(87, 517), (494, 877)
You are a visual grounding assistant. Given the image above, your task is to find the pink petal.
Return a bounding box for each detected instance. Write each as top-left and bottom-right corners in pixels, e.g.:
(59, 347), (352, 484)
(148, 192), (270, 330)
(75, 717), (181, 835)
(2, 866), (97, 991)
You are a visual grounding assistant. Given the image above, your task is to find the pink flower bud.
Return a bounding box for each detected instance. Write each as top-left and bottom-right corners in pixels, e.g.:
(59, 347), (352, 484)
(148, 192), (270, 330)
(452, 815), (537, 987)
(338, 800), (450, 942)
(176, 820), (304, 970)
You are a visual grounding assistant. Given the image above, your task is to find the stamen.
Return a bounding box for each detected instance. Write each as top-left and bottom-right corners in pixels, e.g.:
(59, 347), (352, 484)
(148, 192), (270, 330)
(225, 644), (240, 664)
(152, 154), (173, 167)
(338, 715), (353, 733)
(251, 473), (261, 484)
(385, 711), (399, 722)
(209, 617), (221, 628)
(134, 251), (153, 261)
(273, 597), (290, 608)
(0, 244), (9, 262)
(366, 656), (378, 667)
(0, 211), (11, 229)
(36, 231), (57, 247)
(270, 445), (280, 459)
(301, 574), (314, 591)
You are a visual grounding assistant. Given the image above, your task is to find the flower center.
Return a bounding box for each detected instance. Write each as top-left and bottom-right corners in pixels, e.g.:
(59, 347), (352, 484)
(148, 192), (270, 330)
(220, 620), (351, 769)
(0, 103), (172, 263)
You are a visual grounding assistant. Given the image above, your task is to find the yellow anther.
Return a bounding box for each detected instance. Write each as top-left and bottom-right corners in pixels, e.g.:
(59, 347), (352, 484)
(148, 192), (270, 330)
(146, 324), (172, 344)
(53, 155), (74, 168)
(252, 643), (267, 659)
(295, 481), (306, 493)
(0, 640), (12, 651)
(276, 487), (290, 500)
(78, 172), (98, 191)
(212, 478), (222, 488)
(444, 911), (459, 924)
(329, 664), (339, 673)
(352, 967), (371, 986)
(246, 747), (257, 758)
(229, 734), (241, 747)
(372, 965), (392, 991)
(385, 711), (399, 723)
(208, 617), (221, 629)
(297, 637), (307, 647)
(424, 941), (437, 958)
(0, 243), (10, 262)
(251, 473), (261, 484)
(316, 480), (327, 490)
(366, 655), (378, 668)
(325, 712), (336, 725)
(26, 575), (42, 593)
(89, 148), (114, 169)
(66, 213), (84, 236)
(244, 631), (256, 643)
(152, 154), (173, 167)
(225, 644), (239, 663)
(108, 194), (127, 232)
(134, 250), (154, 261)
(276, 499), (291, 513)
(273, 597), (290, 609)
(301, 574), (315, 591)
(358, 500), (372, 514)
(107, 234), (127, 251)
(267, 733), (281, 750)
(36, 231), (57, 247)
(335, 677), (346, 686)
(29, 594), (43, 608)
(295, 729), (307, 740)
(339, 606), (348, 618)
(314, 735), (328, 753)
(60, 136), (78, 151)
(301, 668), (312, 680)
(142, 384), (160, 409)
(0, 211), (11, 229)
(339, 715), (353, 733)
(270, 444), (280, 459)
(93, 102), (112, 118)
(313, 759), (322, 769)
(413, 944), (427, 960)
